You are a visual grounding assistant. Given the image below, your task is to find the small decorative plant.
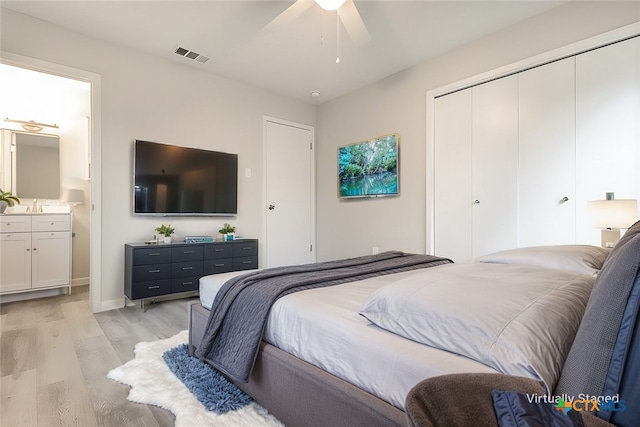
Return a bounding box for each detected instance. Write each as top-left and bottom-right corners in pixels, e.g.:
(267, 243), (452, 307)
(0, 189), (20, 213)
(219, 223), (236, 241)
(155, 223), (175, 237)
(219, 223), (236, 234)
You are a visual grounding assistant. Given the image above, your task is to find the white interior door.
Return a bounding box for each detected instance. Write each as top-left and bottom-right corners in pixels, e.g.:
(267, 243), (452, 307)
(518, 57), (576, 247)
(434, 89), (473, 262)
(472, 75), (518, 258)
(575, 37), (640, 244)
(264, 118), (315, 268)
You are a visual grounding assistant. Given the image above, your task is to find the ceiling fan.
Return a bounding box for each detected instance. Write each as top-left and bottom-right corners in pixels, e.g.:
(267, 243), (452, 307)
(265, 0), (371, 46)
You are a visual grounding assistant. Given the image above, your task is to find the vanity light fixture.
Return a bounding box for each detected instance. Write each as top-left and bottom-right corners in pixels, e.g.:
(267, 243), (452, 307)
(4, 118), (59, 132)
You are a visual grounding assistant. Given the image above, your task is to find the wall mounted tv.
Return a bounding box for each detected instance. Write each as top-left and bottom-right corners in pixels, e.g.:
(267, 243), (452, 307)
(338, 133), (399, 198)
(133, 140), (238, 216)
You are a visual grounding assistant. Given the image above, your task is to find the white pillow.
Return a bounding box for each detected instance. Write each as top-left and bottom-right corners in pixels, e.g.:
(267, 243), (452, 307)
(475, 245), (609, 277)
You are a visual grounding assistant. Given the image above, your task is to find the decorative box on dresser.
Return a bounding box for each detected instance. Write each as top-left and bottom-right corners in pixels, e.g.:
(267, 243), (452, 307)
(0, 213), (72, 295)
(124, 239), (258, 308)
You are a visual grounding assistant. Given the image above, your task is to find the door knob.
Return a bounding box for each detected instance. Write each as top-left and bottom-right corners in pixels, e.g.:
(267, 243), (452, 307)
(561, 196), (569, 203)
(473, 200), (480, 205)
(268, 204), (275, 210)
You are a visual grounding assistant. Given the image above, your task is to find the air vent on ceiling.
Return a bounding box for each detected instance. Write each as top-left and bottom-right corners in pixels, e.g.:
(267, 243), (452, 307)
(174, 47), (210, 63)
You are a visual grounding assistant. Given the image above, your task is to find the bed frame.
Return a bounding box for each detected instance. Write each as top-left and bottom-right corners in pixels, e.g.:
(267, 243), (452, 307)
(188, 302), (406, 427)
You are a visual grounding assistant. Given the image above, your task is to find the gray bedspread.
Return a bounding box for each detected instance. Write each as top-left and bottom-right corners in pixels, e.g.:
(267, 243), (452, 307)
(194, 251), (452, 382)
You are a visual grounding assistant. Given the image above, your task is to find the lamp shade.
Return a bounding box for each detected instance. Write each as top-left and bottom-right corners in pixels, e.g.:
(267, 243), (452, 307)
(62, 188), (85, 204)
(587, 199), (638, 229)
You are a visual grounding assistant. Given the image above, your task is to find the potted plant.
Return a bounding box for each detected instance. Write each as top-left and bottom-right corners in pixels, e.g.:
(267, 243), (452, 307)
(155, 223), (175, 243)
(0, 189), (20, 214)
(219, 223), (236, 241)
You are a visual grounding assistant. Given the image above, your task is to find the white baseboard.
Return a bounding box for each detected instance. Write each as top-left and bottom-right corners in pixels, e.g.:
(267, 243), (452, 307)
(72, 277), (90, 287)
(100, 298), (125, 312)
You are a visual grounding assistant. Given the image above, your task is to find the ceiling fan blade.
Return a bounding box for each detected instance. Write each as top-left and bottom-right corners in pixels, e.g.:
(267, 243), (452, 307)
(264, 0), (315, 32)
(337, 0), (370, 45)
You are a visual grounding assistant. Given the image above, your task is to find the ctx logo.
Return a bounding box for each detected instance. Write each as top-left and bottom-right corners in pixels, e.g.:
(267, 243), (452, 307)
(554, 397), (626, 415)
(554, 398), (600, 414)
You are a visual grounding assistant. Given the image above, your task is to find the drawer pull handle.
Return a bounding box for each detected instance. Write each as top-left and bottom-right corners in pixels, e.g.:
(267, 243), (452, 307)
(148, 269), (161, 273)
(242, 247), (252, 250)
(182, 266), (193, 270)
(242, 260), (252, 264)
(148, 285), (160, 289)
(214, 248), (224, 252)
(183, 250), (194, 254)
(215, 263), (225, 267)
(182, 281), (193, 285)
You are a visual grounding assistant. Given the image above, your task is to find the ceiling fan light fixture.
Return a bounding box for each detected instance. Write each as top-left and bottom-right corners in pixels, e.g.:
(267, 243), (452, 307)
(315, 0), (346, 11)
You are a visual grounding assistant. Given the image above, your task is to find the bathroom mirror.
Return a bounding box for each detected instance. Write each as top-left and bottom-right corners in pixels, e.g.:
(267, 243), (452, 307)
(11, 131), (61, 199)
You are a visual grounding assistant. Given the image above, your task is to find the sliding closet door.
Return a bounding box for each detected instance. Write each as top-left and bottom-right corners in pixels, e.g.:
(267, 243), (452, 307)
(518, 57), (576, 247)
(575, 36), (640, 244)
(434, 89), (472, 262)
(434, 76), (518, 262)
(471, 75), (518, 257)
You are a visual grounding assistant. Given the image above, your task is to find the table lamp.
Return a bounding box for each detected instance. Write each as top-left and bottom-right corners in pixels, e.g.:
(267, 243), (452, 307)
(587, 192), (638, 248)
(62, 188), (85, 211)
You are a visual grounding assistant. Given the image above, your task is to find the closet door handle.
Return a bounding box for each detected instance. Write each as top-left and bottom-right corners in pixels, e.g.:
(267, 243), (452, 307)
(473, 200), (480, 205)
(561, 196), (569, 203)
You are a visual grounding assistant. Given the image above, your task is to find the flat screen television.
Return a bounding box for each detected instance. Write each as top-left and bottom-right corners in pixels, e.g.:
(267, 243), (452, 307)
(133, 140), (238, 216)
(338, 133), (399, 198)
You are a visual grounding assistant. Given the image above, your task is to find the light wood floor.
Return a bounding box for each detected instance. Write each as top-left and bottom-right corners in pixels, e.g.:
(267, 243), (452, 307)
(1, 286), (199, 426)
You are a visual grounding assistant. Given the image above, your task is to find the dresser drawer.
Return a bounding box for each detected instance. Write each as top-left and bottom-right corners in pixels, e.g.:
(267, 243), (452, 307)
(0, 216), (31, 233)
(204, 244), (233, 259)
(233, 241), (258, 257)
(204, 258), (233, 274)
(171, 276), (200, 293)
(233, 256), (258, 271)
(172, 246), (203, 262)
(131, 279), (171, 299)
(172, 261), (203, 278)
(32, 215), (70, 232)
(133, 247), (171, 265)
(133, 263), (171, 282)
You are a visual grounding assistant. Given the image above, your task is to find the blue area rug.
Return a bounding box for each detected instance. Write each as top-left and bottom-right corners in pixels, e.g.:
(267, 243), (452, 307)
(162, 343), (253, 414)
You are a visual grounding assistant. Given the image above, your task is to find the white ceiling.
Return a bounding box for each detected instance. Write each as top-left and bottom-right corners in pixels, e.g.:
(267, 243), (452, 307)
(2, 0), (567, 104)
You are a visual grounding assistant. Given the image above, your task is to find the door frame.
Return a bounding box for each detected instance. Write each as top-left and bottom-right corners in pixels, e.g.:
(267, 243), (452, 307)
(262, 116), (316, 267)
(1, 51), (102, 313)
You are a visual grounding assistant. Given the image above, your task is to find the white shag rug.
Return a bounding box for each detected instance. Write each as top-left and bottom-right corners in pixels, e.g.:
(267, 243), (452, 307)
(107, 330), (283, 427)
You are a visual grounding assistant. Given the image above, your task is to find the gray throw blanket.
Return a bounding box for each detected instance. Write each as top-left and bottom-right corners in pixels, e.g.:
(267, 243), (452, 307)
(195, 251), (452, 382)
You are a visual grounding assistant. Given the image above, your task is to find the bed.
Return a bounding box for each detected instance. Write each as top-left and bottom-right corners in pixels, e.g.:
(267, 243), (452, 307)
(189, 222), (640, 427)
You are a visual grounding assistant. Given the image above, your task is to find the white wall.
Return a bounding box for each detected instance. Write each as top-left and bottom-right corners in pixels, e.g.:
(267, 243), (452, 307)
(315, 1), (640, 261)
(1, 8), (316, 310)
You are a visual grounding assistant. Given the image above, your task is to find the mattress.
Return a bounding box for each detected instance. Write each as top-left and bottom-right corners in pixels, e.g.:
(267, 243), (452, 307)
(199, 270), (259, 310)
(200, 266), (500, 409)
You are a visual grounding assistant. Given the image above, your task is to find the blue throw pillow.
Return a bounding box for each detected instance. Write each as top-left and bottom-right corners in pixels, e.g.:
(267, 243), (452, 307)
(492, 390), (583, 427)
(555, 228), (640, 412)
